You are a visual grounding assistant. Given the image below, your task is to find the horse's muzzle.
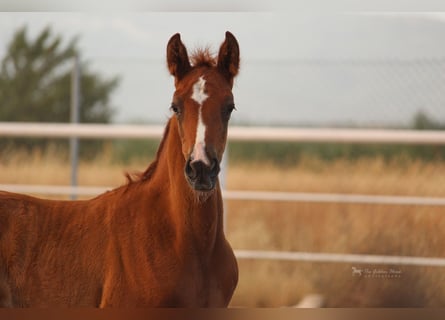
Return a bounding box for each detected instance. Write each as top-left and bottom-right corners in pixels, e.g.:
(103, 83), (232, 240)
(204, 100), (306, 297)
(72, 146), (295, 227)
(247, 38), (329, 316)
(185, 158), (220, 191)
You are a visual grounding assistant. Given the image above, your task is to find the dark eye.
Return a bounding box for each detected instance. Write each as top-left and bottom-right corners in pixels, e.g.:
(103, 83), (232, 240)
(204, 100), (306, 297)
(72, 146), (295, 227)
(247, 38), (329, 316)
(223, 103), (236, 120)
(170, 103), (181, 115)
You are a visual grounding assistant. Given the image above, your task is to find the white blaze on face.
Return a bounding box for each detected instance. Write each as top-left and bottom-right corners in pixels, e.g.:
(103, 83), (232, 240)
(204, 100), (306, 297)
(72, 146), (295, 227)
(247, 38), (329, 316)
(190, 76), (210, 166)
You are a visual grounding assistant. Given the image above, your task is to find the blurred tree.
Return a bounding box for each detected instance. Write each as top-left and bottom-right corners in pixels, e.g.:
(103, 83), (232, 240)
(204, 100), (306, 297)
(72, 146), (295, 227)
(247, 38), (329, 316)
(0, 26), (119, 157)
(412, 110), (444, 130)
(411, 110), (445, 160)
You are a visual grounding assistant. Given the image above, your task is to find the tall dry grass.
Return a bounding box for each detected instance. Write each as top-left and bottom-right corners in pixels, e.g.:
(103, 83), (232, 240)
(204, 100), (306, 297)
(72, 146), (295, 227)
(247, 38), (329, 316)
(1, 150), (445, 307)
(225, 159), (445, 307)
(0, 148), (153, 188)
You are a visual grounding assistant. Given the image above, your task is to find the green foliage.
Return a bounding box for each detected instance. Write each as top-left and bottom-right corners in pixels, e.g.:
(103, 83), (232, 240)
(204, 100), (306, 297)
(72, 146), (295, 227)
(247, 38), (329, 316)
(111, 139), (160, 164)
(227, 141), (445, 166)
(0, 26), (119, 157)
(412, 110), (445, 130)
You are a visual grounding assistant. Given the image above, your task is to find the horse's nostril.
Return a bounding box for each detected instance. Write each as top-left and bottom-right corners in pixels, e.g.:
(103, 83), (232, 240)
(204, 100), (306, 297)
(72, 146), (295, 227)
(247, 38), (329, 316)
(210, 158), (220, 176)
(184, 158), (220, 191)
(185, 159), (197, 179)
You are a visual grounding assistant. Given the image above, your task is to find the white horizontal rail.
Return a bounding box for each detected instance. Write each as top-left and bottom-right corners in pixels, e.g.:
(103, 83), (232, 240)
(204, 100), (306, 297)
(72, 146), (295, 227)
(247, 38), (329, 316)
(1, 184), (445, 206)
(223, 190), (445, 206)
(0, 184), (111, 196)
(1, 122), (445, 144)
(235, 250), (445, 267)
(229, 127), (445, 144)
(0, 122), (165, 139)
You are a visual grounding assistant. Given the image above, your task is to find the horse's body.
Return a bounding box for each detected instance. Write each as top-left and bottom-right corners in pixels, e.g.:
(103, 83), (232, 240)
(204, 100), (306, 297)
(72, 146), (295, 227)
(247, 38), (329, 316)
(0, 32), (240, 307)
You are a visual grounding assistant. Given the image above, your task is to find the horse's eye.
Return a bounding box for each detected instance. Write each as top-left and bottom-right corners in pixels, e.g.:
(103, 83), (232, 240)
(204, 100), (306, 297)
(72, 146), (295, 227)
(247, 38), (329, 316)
(170, 103), (181, 115)
(223, 103), (236, 120)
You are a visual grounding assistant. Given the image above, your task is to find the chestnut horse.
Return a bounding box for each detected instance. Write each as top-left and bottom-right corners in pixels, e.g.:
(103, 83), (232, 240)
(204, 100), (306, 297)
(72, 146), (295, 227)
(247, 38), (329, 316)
(0, 32), (240, 307)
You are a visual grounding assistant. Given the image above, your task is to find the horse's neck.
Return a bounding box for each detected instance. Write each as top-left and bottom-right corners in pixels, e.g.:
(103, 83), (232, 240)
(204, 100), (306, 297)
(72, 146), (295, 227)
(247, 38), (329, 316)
(151, 118), (224, 252)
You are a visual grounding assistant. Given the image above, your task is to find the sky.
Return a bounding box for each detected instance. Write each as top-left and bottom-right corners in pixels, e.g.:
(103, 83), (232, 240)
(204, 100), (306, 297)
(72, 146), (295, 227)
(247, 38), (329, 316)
(1, 11), (445, 126)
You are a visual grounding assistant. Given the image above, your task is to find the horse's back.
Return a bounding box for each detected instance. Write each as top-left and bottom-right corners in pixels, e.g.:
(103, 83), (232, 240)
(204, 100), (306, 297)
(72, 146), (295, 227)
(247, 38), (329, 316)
(0, 191), (36, 240)
(0, 191), (108, 307)
(0, 191), (61, 244)
(0, 191), (39, 306)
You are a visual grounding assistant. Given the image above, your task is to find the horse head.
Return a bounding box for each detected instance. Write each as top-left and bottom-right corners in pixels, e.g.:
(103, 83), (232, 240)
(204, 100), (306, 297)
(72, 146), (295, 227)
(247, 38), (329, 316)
(166, 32), (240, 192)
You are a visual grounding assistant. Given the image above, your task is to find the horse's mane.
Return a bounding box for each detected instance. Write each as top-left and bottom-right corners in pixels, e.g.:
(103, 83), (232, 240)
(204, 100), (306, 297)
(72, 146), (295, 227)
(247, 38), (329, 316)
(125, 119), (172, 185)
(190, 47), (216, 68)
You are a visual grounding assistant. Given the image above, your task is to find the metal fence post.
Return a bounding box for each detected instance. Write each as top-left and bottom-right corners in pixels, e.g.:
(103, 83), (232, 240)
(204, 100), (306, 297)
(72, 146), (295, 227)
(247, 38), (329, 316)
(70, 55), (80, 200)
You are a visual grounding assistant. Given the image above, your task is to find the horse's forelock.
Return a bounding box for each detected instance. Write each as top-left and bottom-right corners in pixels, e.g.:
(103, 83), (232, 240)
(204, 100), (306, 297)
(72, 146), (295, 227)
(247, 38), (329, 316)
(190, 47), (216, 68)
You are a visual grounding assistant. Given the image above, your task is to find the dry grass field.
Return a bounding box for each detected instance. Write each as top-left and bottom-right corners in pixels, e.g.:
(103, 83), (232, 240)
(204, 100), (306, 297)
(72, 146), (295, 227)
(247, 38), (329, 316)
(226, 160), (445, 307)
(1, 150), (445, 307)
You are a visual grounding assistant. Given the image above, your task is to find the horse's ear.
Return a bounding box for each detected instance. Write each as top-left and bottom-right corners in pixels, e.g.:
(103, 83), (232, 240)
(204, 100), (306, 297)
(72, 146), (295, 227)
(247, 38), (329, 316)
(217, 31), (240, 86)
(167, 33), (191, 81)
